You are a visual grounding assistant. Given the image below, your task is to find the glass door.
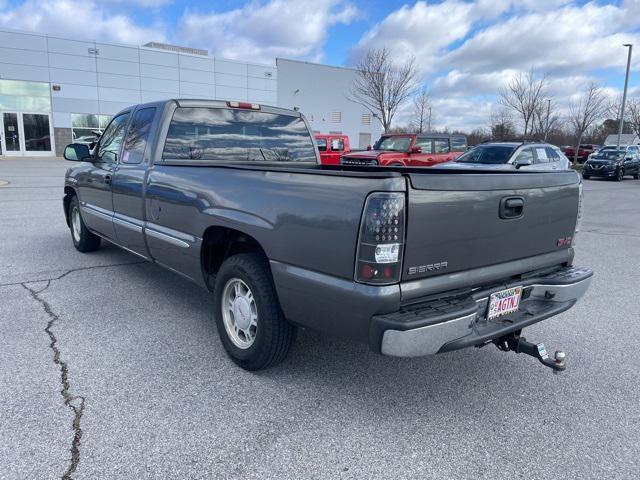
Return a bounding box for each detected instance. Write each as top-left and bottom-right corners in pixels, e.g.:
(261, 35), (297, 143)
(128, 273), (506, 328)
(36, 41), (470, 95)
(0, 112), (54, 156)
(22, 113), (53, 155)
(1, 112), (22, 156)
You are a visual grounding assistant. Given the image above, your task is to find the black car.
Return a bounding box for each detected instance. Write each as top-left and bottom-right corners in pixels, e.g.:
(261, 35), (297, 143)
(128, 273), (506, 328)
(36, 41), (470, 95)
(583, 145), (640, 181)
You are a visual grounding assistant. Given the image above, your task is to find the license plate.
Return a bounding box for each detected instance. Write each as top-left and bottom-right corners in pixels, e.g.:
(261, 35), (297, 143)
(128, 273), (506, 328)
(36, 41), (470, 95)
(487, 286), (522, 320)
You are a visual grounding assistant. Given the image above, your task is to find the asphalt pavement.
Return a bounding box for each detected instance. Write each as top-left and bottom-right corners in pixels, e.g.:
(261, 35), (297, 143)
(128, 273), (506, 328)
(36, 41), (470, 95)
(1, 157), (639, 479)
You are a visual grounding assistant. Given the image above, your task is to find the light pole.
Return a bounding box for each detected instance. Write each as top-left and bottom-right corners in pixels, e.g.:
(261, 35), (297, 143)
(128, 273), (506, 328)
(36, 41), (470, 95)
(616, 43), (633, 150)
(544, 98), (551, 142)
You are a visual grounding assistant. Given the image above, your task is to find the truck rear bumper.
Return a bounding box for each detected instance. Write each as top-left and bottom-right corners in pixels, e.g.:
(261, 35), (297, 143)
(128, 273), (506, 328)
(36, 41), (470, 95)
(374, 266), (592, 357)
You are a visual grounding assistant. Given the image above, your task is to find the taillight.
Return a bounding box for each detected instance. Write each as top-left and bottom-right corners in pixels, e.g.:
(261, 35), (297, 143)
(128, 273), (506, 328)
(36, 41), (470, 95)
(572, 181), (583, 246)
(355, 192), (406, 284)
(226, 101), (260, 110)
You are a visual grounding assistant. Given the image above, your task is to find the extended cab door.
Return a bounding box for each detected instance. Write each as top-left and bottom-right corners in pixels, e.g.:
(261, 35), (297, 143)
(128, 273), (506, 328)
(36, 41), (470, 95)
(111, 106), (158, 258)
(77, 112), (130, 240)
(410, 137), (434, 166)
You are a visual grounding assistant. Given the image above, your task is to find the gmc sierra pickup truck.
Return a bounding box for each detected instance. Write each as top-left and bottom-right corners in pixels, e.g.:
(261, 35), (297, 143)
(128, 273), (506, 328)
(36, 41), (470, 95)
(62, 99), (592, 371)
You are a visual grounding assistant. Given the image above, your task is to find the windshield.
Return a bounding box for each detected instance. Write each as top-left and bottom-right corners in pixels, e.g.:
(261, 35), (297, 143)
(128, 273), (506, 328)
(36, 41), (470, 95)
(374, 136), (412, 152)
(594, 148), (624, 159)
(455, 145), (516, 164)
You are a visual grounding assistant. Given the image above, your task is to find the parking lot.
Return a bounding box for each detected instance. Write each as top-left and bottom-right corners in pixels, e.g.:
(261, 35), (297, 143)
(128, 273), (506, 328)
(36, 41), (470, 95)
(1, 156), (639, 479)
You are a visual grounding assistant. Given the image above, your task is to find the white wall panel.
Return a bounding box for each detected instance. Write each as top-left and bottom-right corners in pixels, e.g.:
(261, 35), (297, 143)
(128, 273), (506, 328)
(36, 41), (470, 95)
(179, 82), (214, 98)
(140, 77), (179, 93)
(0, 31), (47, 51)
(99, 100), (134, 115)
(179, 55), (213, 72)
(248, 77), (277, 91)
(96, 43), (139, 63)
(99, 87), (140, 104)
(49, 53), (96, 72)
(216, 85), (247, 101)
(140, 49), (178, 67)
(215, 72), (246, 88)
(52, 97), (99, 114)
(248, 89), (277, 105)
(47, 37), (94, 57)
(179, 68), (214, 85)
(140, 63), (179, 81)
(215, 60), (247, 76)
(97, 58), (139, 76)
(98, 72), (140, 90)
(53, 83), (98, 100)
(248, 64), (276, 79)
(52, 111), (72, 128)
(0, 63), (49, 82)
(50, 68), (97, 86)
(0, 47), (49, 67)
(140, 91), (176, 103)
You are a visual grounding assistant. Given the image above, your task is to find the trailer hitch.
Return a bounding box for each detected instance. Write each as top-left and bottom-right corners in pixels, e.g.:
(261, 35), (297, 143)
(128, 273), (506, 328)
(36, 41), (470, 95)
(493, 332), (566, 373)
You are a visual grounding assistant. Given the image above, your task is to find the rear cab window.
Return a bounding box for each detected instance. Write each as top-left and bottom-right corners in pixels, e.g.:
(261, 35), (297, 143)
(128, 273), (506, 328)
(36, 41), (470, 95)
(450, 136), (467, 152)
(330, 138), (344, 151)
(433, 138), (450, 154)
(316, 138), (327, 151)
(163, 107), (317, 163)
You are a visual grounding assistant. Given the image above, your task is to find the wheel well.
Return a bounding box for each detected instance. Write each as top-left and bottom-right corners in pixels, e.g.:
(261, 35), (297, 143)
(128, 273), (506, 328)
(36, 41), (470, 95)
(63, 186), (76, 227)
(201, 226), (268, 288)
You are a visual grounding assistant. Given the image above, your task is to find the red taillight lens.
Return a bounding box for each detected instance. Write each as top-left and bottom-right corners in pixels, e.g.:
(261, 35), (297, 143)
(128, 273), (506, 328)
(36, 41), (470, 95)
(355, 192), (406, 285)
(226, 101), (260, 110)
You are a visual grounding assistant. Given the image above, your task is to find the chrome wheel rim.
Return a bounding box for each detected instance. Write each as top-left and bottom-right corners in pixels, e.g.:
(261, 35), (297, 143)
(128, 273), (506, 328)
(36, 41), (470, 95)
(71, 206), (81, 243)
(221, 278), (258, 349)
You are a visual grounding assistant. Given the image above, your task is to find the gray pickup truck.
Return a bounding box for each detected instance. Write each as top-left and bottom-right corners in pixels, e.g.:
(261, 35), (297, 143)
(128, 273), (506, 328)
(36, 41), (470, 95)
(62, 99), (592, 371)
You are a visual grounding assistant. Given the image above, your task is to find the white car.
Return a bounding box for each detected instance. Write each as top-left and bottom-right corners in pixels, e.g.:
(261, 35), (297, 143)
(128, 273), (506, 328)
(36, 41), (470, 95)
(440, 142), (570, 171)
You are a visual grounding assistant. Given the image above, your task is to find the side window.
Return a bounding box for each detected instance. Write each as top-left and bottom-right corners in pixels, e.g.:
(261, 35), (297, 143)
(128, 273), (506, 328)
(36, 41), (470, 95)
(434, 139), (450, 154)
(534, 147), (549, 163)
(316, 139), (327, 152)
(545, 147), (560, 160)
(515, 148), (534, 164)
(450, 137), (467, 152)
(330, 138), (344, 151)
(122, 108), (156, 164)
(97, 113), (130, 163)
(415, 137), (433, 153)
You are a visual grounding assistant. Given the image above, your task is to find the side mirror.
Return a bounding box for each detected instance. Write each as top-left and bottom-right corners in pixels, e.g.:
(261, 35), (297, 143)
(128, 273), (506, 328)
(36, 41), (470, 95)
(410, 146), (422, 154)
(366, 145), (372, 151)
(64, 143), (91, 162)
(514, 157), (533, 169)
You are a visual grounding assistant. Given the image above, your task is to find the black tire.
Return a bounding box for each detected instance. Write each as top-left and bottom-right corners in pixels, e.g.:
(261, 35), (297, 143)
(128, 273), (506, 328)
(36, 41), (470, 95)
(213, 253), (295, 370)
(68, 195), (101, 252)
(633, 171), (639, 180)
(616, 168), (624, 182)
(582, 174), (590, 180)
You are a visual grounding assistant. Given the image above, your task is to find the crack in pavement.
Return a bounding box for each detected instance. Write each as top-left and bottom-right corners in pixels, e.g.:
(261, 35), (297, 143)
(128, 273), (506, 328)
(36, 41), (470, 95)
(22, 281), (85, 479)
(14, 261), (143, 479)
(0, 260), (145, 288)
(583, 229), (640, 238)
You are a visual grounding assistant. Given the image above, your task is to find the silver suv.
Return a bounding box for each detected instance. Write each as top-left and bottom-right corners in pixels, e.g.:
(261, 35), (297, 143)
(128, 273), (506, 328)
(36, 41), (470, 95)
(442, 142), (570, 171)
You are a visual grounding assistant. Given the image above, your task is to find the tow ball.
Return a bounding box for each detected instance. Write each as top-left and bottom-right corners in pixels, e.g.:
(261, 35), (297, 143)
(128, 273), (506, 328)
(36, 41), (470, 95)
(493, 332), (567, 373)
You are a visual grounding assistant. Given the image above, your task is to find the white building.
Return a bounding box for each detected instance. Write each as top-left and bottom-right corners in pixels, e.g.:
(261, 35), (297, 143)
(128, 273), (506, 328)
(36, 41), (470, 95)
(0, 27), (379, 157)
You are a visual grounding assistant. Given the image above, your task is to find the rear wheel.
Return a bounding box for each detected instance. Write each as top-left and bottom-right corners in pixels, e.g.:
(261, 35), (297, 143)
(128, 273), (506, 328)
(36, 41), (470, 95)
(213, 253), (295, 370)
(616, 168), (624, 182)
(633, 171), (639, 180)
(69, 196), (101, 252)
(582, 174), (590, 180)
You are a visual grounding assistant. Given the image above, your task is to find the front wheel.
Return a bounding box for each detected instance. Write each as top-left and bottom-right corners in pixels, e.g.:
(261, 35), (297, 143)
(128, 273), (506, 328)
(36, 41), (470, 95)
(616, 168), (624, 182)
(213, 253), (295, 370)
(68, 196), (101, 252)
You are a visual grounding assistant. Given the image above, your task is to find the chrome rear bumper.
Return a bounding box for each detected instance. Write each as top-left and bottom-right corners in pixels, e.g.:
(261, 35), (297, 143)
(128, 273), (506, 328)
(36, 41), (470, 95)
(377, 266), (592, 357)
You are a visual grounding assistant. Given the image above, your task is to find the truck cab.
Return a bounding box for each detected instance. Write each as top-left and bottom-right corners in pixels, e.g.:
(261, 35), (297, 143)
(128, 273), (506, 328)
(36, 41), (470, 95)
(341, 133), (467, 167)
(314, 134), (350, 165)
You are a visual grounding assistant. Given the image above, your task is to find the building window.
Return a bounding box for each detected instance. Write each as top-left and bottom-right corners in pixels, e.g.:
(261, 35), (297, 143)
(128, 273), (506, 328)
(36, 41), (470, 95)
(72, 113), (112, 145)
(0, 79), (51, 113)
(330, 111), (341, 123)
(361, 113), (371, 125)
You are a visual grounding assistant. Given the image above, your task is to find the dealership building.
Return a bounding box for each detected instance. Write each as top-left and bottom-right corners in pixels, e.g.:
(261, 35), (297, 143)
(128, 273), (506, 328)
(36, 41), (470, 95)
(0, 27), (379, 157)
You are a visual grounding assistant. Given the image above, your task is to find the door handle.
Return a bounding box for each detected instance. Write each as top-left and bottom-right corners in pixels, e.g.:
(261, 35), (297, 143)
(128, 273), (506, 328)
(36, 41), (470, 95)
(104, 174), (112, 185)
(499, 196), (524, 219)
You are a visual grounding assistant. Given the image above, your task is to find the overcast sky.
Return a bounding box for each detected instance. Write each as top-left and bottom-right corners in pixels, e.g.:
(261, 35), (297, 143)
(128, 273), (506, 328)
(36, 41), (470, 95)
(1, 0), (639, 130)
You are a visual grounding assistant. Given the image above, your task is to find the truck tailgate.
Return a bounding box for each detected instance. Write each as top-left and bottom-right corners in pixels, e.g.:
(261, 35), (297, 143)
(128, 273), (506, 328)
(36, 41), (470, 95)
(402, 171), (580, 282)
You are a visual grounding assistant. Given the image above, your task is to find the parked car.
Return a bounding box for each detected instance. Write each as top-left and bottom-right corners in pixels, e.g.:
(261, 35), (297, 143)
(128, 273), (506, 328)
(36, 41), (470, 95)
(315, 134), (350, 165)
(583, 145), (640, 181)
(442, 141), (570, 170)
(562, 144), (599, 163)
(62, 99), (591, 372)
(341, 133), (467, 167)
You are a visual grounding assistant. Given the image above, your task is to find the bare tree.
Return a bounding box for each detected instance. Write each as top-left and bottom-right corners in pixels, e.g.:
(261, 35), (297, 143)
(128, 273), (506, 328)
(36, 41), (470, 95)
(568, 82), (607, 164)
(532, 98), (560, 141)
(498, 69), (548, 139)
(348, 48), (417, 133)
(625, 97), (640, 136)
(489, 107), (516, 140)
(410, 87), (431, 133)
